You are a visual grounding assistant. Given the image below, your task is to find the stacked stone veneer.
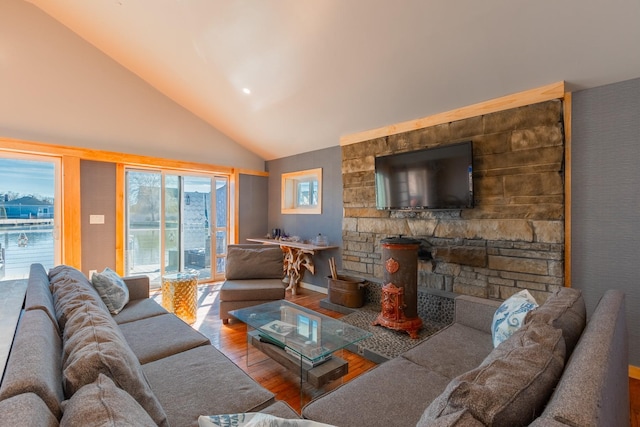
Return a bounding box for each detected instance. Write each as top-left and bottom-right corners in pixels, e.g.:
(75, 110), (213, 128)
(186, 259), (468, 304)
(342, 100), (565, 302)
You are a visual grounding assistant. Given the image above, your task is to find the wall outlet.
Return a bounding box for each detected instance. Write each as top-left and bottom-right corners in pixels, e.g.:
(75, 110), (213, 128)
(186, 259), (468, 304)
(89, 270), (97, 279)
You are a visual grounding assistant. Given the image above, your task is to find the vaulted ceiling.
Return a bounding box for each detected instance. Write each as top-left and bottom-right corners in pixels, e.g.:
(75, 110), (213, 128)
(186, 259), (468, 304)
(27, 0), (640, 160)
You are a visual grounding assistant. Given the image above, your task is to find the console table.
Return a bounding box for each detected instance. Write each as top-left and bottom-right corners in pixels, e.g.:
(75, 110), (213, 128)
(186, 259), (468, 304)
(247, 238), (337, 295)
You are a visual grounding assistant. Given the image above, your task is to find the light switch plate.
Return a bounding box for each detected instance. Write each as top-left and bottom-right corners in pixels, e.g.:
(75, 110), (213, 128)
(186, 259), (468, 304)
(89, 215), (105, 224)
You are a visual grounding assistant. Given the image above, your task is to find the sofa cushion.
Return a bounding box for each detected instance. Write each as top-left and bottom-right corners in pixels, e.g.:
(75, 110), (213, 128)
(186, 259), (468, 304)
(60, 374), (156, 427)
(220, 279), (286, 301)
(0, 310), (64, 419)
(24, 263), (59, 333)
(0, 393), (59, 427)
(143, 345), (275, 427)
(61, 301), (169, 427)
(61, 300), (126, 366)
(491, 289), (538, 347)
(91, 267), (130, 315)
(112, 297), (168, 324)
(50, 266), (110, 330)
(454, 295), (503, 335)
(302, 356), (451, 427)
(423, 321), (565, 427)
(225, 246), (284, 280)
(525, 287), (586, 358)
(402, 323), (494, 380)
(119, 313), (210, 364)
(49, 264), (92, 288)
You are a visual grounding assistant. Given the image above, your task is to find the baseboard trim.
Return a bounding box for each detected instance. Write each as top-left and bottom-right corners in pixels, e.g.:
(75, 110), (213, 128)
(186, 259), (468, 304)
(299, 282), (328, 294)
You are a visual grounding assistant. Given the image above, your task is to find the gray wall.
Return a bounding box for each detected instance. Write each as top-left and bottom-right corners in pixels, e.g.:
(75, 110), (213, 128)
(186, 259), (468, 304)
(238, 174), (269, 244)
(80, 160), (117, 276)
(266, 146), (343, 288)
(572, 77), (640, 365)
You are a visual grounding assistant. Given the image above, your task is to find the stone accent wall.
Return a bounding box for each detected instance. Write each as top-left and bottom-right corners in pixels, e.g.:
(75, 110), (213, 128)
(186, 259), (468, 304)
(342, 100), (565, 302)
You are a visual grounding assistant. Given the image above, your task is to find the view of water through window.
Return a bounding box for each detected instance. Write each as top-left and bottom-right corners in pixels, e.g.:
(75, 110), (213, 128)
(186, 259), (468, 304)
(0, 158), (56, 281)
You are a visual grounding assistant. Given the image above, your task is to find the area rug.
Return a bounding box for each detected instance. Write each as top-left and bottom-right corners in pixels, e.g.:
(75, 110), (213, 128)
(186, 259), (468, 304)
(339, 304), (448, 362)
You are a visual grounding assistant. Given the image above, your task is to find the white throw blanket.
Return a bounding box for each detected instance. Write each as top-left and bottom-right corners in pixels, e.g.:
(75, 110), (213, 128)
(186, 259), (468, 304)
(199, 413), (335, 427)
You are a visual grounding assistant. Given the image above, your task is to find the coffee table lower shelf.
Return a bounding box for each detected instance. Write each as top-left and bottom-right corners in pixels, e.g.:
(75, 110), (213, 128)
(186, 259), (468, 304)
(247, 330), (348, 389)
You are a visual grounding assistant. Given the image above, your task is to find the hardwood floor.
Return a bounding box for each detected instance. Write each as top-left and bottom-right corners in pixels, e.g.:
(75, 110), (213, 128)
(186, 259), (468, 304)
(631, 377), (640, 427)
(189, 284), (376, 414)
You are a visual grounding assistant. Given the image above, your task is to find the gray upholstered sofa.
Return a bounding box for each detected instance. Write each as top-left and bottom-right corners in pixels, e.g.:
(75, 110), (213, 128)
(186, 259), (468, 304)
(0, 263), (299, 427)
(302, 288), (629, 427)
(219, 244), (286, 324)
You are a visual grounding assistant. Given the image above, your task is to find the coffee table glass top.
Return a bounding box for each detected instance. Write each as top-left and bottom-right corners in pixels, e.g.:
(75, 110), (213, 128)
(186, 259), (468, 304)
(230, 300), (372, 363)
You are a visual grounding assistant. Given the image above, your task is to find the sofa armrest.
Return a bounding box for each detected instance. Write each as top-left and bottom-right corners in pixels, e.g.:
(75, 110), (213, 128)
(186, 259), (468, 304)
(533, 290), (628, 426)
(123, 275), (150, 300)
(454, 295), (502, 334)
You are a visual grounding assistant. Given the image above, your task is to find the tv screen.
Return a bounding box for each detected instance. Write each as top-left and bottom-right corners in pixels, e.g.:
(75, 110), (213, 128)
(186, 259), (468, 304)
(375, 141), (473, 210)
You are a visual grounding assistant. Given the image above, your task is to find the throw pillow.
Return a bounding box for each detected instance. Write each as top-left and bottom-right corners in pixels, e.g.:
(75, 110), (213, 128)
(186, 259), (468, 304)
(60, 374), (156, 427)
(492, 289), (538, 347)
(424, 321), (565, 427)
(62, 302), (169, 427)
(51, 273), (110, 330)
(91, 267), (130, 315)
(524, 287), (586, 359)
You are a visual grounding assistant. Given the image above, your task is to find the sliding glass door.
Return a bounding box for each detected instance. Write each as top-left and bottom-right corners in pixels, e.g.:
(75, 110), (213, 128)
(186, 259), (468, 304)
(126, 171), (162, 283)
(213, 177), (229, 277)
(125, 170), (228, 287)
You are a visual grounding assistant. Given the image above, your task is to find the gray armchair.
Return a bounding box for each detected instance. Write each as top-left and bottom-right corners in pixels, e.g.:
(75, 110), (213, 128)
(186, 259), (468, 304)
(219, 244), (286, 324)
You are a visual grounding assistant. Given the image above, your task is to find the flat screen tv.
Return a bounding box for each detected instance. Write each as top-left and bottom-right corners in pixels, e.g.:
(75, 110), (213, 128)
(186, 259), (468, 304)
(375, 141), (473, 210)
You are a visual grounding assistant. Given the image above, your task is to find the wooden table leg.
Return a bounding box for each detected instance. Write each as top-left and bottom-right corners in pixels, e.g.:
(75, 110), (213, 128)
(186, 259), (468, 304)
(283, 247), (315, 295)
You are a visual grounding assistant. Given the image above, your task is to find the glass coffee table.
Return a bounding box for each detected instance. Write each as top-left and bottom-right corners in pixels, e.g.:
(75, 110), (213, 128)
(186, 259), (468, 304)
(230, 300), (372, 404)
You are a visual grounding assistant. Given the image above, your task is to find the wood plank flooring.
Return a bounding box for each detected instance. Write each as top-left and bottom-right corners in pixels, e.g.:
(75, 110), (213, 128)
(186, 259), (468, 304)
(631, 377), (640, 427)
(190, 284), (376, 414)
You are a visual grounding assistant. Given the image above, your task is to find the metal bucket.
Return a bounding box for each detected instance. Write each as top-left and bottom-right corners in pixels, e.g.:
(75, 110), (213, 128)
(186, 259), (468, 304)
(327, 275), (366, 308)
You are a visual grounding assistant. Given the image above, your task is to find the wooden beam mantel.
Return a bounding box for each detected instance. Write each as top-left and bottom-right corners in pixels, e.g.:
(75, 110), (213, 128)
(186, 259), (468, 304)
(340, 81), (566, 146)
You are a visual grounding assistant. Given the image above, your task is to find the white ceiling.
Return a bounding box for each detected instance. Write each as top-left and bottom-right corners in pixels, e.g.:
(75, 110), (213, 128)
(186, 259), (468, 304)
(27, 0), (640, 161)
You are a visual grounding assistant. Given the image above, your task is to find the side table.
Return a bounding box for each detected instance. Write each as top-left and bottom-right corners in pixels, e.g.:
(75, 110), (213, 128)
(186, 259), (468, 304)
(161, 271), (199, 324)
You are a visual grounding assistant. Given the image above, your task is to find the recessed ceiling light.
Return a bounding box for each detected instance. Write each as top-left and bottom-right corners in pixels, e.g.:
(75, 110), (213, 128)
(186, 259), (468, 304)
(242, 88), (251, 95)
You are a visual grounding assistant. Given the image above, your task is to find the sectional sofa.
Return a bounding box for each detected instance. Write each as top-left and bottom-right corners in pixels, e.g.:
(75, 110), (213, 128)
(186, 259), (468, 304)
(0, 262), (629, 426)
(302, 288), (629, 426)
(0, 263), (299, 427)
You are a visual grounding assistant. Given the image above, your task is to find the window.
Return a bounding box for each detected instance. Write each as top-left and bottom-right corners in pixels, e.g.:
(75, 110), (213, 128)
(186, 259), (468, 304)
(281, 168), (322, 214)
